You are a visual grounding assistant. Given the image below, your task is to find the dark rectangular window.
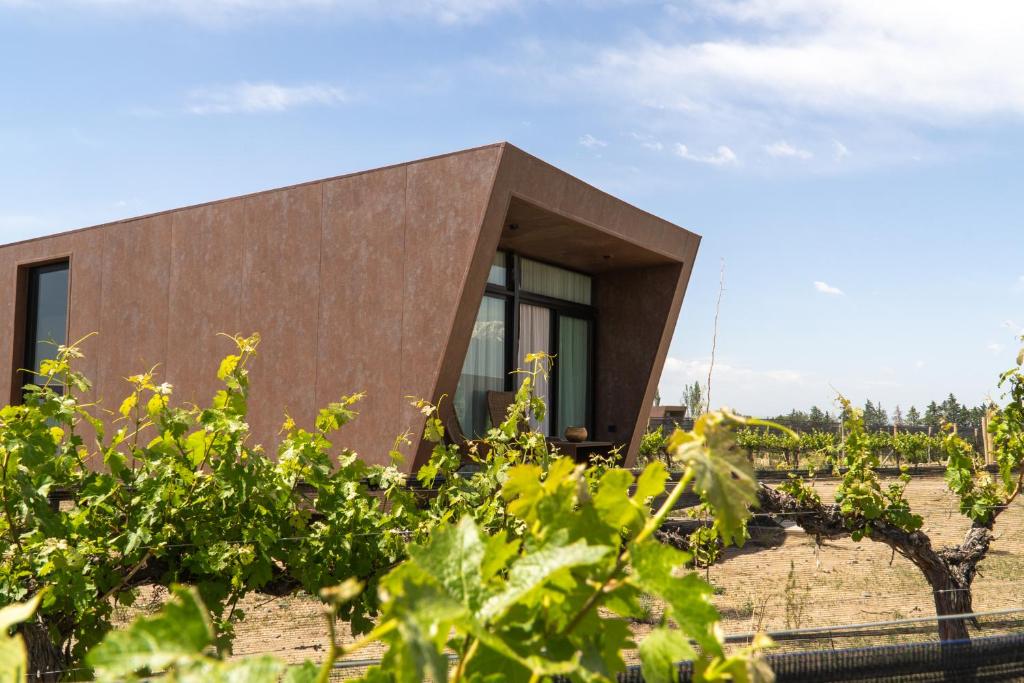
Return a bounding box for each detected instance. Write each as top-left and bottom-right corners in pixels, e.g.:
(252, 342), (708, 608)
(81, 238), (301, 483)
(22, 261), (69, 393)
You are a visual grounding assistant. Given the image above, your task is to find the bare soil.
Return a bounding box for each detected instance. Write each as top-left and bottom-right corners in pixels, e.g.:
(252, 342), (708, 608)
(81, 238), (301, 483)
(113, 473), (1024, 676)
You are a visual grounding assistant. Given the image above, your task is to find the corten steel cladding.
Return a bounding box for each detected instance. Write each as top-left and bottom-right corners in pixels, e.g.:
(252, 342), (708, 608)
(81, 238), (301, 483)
(0, 143), (700, 470)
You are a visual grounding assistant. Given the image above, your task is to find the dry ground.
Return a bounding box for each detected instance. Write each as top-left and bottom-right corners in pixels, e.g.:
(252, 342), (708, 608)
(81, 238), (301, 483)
(112, 472), (1024, 677)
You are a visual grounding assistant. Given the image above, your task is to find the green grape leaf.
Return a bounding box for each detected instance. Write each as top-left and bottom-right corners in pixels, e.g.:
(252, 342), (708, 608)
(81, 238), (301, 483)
(0, 593), (43, 683)
(281, 662), (320, 683)
(86, 586), (214, 678)
(480, 530), (521, 581)
(175, 656), (287, 683)
(640, 627), (695, 683)
(671, 424), (757, 546)
(0, 592), (43, 632)
(630, 541), (722, 657)
(594, 469), (641, 530)
(479, 540), (612, 621)
(634, 461), (669, 502)
(409, 517), (487, 611)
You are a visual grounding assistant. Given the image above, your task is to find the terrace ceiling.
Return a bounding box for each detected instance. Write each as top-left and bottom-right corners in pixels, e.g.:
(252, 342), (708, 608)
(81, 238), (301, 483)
(498, 196), (678, 274)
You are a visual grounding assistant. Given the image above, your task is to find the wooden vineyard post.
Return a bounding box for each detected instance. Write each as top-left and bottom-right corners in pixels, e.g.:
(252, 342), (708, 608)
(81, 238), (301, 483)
(982, 408), (995, 465)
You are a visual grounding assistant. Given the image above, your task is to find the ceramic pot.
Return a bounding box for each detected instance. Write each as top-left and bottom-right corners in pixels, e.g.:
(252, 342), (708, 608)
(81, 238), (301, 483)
(564, 426), (588, 443)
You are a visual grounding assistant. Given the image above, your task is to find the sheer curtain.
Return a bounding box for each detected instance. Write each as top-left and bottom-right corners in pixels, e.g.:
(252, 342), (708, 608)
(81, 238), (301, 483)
(557, 316), (588, 435)
(454, 296), (506, 437)
(520, 258), (591, 305)
(517, 303), (551, 435)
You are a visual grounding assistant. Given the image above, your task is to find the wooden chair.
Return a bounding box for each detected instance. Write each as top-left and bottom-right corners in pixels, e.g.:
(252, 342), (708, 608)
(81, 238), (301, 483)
(441, 402), (491, 461)
(486, 391), (516, 431)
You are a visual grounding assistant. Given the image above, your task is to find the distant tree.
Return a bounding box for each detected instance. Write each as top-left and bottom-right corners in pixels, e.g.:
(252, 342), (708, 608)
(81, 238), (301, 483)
(863, 400), (889, 430)
(892, 405), (904, 427)
(924, 401), (943, 428)
(653, 388), (661, 407)
(965, 404), (986, 431)
(941, 393), (965, 427)
(808, 405), (832, 430)
(906, 405), (922, 426)
(771, 409), (810, 432)
(682, 381), (704, 418)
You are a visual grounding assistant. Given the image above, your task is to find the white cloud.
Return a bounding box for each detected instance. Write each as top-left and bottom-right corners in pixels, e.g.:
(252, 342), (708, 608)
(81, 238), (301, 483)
(914, 360), (926, 369)
(764, 140), (812, 159)
(659, 356), (806, 414)
(813, 280), (843, 295)
(674, 143), (737, 166)
(186, 82), (348, 114)
(833, 140), (850, 160)
(578, 133), (607, 148)
(664, 357), (803, 385)
(988, 342), (1004, 353)
(629, 132), (664, 151)
(0, 0), (525, 24)
(584, 2), (1024, 122)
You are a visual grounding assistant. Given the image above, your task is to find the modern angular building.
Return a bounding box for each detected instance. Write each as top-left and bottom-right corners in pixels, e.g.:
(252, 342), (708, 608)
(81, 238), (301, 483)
(0, 143), (699, 469)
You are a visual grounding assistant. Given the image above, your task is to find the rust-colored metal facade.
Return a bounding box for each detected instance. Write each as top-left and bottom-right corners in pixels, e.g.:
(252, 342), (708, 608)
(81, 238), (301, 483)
(0, 143), (700, 469)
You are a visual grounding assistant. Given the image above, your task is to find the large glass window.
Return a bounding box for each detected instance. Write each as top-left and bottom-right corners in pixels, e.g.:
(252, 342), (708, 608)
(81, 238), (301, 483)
(22, 261), (69, 391)
(455, 252), (595, 439)
(556, 316), (589, 436)
(454, 295), (506, 437)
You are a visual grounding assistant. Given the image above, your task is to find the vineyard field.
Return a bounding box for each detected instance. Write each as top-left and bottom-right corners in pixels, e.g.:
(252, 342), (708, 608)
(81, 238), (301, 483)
(103, 472), (1024, 677)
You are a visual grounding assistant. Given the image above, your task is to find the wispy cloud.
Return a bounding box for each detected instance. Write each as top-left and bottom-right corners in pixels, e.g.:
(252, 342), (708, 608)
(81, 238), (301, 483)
(585, 2), (1024, 122)
(833, 140), (850, 160)
(186, 82), (348, 114)
(0, 0), (527, 25)
(674, 143), (737, 166)
(988, 342), (1004, 353)
(814, 280), (844, 295)
(764, 140), (812, 159)
(663, 357), (803, 385)
(660, 355), (806, 414)
(578, 133), (607, 148)
(629, 132), (664, 151)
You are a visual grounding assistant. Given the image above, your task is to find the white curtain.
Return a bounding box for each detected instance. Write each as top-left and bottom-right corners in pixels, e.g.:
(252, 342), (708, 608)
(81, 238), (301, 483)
(454, 296), (506, 436)
(517, 303), (551, 435)
(520, 258), (591, 305)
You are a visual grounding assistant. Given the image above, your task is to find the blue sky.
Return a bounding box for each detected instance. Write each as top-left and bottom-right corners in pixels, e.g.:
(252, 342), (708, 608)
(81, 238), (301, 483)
(2, 0), (1023, 417)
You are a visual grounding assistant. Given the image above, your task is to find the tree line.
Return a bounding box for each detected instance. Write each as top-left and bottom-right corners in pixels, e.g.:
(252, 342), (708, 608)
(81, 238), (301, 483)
(768, 394), (988, 432)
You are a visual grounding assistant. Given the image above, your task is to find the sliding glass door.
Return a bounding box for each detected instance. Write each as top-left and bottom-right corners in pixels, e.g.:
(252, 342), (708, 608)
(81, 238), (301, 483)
(556, 315), (589, 436)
